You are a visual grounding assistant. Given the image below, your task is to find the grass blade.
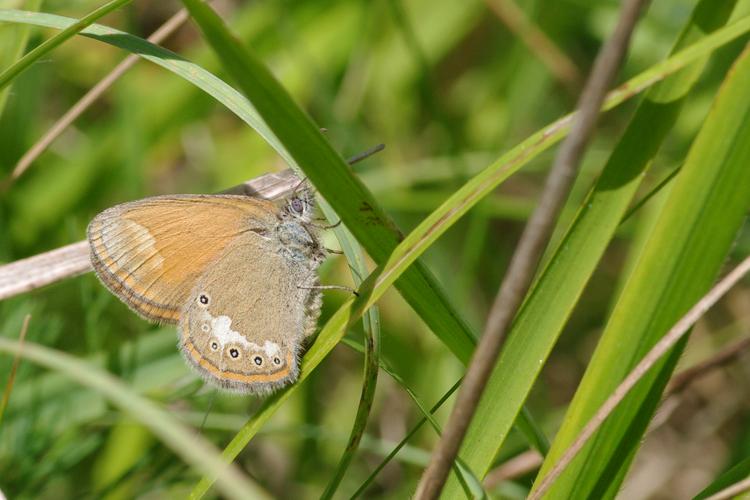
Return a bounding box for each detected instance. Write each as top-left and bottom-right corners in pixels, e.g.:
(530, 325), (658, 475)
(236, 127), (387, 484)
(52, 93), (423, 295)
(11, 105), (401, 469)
(319, 203), (382, 499)
(0, 313), (29, 428)
(0, 0), (41, 117)
(320, 308), (380, 499)
(694, 456), (750, 499)
(0, 0), (134, 91)
(0, 338), (270, 500)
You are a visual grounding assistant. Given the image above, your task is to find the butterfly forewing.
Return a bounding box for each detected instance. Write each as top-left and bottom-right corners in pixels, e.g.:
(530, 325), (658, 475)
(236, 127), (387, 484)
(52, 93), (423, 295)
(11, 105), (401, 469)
(88, 195), (278, 323)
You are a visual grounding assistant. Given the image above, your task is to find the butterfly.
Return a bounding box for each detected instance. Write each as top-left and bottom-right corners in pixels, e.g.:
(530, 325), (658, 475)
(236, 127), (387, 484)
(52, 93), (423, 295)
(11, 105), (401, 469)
(87, 188), (325, 394)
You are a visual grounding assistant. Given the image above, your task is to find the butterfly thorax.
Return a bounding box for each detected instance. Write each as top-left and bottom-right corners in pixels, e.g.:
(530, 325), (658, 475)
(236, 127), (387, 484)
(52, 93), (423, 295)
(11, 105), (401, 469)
(274, 220), (324, 267)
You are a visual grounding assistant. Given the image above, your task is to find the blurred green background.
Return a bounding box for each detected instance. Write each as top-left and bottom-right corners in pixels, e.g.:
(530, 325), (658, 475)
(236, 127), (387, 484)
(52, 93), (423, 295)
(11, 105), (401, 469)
(2, 0), (750, 498)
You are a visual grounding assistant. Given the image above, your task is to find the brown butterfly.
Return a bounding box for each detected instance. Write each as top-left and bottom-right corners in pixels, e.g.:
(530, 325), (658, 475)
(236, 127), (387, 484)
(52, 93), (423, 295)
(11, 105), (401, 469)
(87, 189), (325, 394)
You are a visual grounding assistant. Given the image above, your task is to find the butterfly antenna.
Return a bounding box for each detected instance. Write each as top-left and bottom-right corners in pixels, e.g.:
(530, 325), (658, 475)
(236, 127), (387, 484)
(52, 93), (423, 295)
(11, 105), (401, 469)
(292, 175), (308, 194)
(289, 143), (383, 197)
(346, 143), (385, 166)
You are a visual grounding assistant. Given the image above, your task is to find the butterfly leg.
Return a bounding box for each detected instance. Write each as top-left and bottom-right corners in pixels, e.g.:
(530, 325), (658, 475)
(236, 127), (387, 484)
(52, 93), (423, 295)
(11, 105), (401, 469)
(298, 283), (359, 296)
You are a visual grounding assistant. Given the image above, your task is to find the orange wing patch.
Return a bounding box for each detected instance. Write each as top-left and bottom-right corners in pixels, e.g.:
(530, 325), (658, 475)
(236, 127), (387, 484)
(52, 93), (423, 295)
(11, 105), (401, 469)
(88, 195), (277, 323)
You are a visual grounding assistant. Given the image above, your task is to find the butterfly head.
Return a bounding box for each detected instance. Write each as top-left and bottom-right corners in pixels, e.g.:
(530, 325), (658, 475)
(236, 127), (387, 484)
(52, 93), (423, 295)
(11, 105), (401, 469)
(281, 177), (316, 223)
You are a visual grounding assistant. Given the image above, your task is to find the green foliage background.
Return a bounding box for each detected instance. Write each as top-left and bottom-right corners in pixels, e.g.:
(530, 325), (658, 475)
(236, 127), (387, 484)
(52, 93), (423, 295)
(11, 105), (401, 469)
(2, 0), (750, 498)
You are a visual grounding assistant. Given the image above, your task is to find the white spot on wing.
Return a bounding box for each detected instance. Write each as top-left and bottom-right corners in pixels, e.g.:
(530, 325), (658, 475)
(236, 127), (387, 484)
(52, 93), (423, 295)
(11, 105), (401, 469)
(200, 310), (252, 349)
(263, 341), (280, 357)
(198, 310), (281, 358)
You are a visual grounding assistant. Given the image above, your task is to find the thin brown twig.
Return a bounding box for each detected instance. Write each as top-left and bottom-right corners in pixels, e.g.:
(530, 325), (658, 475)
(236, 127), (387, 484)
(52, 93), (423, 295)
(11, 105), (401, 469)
(484, 0), (581, 92)
(0, 314), (31, 428)
(483, 449), (543, 489)
(667, 335), (750, 395)
(529, 254), (750, 499)
(413, 1), (648, 497)
(7, 8), (191, 184)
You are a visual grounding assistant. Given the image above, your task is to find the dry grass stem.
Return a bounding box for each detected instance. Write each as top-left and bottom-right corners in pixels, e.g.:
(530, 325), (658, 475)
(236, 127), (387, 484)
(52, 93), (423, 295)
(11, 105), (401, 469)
(9, 8), (191, 183)
(484, 0), (581, 91)
(0, 314), (31, 427)
(483, 450), (543, 489)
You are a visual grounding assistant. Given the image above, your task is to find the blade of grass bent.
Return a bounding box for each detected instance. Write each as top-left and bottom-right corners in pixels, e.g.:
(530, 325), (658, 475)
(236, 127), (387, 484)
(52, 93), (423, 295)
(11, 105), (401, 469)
(340, 339), (482, 497)
(0, 338), (270, 500)
(533, 41), (750, 499)
(0, 0), (134, 91)
(0, 0), (41, 117)
(318, 199), (383, 500)
(440, 1), (741, 495)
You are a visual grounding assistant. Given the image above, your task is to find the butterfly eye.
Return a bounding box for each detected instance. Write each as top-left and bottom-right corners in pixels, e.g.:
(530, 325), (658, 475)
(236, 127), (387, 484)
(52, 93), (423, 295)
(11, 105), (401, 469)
(290, 198), (304, 215)
(210, 341), (218, 351)
(229, 348), (240, 359)
(254, 356), (263, 366)
(198, 294), (210, 306)
(273, 357), (281, 365)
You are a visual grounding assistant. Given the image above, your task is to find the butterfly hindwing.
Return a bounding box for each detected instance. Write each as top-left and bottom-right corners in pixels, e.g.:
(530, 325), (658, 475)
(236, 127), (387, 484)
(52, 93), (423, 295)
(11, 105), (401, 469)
(178, 233), (319, 394)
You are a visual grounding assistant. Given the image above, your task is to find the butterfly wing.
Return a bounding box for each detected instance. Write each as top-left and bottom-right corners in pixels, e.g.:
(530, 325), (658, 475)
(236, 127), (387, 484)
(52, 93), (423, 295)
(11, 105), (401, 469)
(87, 194), (278, 323)
(178, 234), (321, 394)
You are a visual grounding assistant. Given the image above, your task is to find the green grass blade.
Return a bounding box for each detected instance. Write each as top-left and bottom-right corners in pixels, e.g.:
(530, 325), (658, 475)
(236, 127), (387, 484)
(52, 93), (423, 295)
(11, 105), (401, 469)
(319, 205), (382, 500)
(440, 2), (741, 495)
(533, 40), (750, 499)
(0, 0), (134, 91)
(320, 313), (380, 499)
(693, 456), (750, 499)
(341, 339), (485, 497)
(0, 0), (41, 117)
(347, 374), (463, 498)
(0, 338), (270, 500)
